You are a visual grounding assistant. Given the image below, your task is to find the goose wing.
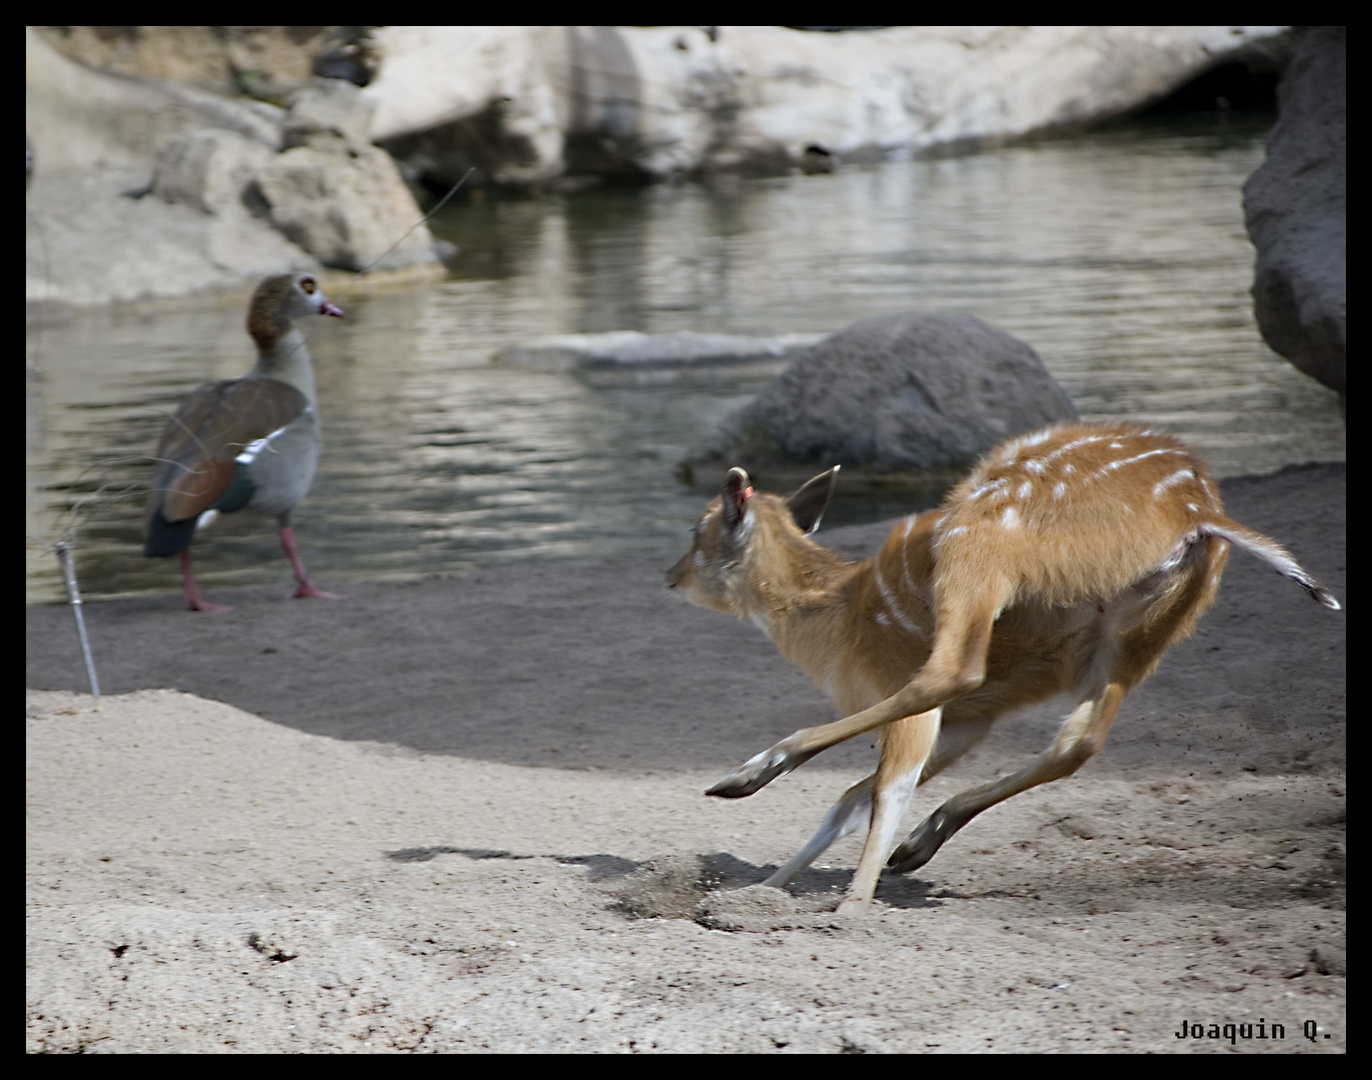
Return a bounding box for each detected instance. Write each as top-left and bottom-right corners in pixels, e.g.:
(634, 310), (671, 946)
(146, 377), (308, 528)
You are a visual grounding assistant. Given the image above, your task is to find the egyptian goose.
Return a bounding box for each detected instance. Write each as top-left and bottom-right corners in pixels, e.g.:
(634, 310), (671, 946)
(144, 273), (344, 611)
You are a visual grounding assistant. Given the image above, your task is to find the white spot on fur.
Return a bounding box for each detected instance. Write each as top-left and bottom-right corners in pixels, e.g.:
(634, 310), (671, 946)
(1001, 506), (1020, 529)
(1063, 464), (1075, 475)
(1017, 481), (1033, 500)
(1053, 482), (1066, 499)
(1024, 459), (1046, 475)
(693, 551), (704, 569)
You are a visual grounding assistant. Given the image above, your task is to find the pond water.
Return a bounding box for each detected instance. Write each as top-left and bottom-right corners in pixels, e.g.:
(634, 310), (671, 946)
(26, 117), (1345, 605)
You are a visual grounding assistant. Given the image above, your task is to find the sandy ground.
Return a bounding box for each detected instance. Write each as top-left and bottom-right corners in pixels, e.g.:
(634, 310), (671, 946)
(27, 464), (1345, 1053)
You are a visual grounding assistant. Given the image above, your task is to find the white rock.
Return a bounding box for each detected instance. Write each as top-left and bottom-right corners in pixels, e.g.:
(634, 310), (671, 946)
(363, 26), (1288, 181)
(495, 331), (826, 372)
(254, 144), (436, 272)
(153, 129), (275, 216)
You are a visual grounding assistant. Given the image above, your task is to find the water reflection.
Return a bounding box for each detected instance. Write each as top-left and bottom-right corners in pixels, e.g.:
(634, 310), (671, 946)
(27, 121), (1344, 604)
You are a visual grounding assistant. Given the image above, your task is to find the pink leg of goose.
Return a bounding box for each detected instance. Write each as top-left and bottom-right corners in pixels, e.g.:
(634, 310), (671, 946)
(280, 526), (342, 600)
(179, 551), (234, 613)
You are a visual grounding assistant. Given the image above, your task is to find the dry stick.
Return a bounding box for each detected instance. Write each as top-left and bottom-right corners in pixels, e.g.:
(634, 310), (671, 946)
(28, 201), (104, 695)
(356, 166), (475, 279)
(55, 542), (100, 697)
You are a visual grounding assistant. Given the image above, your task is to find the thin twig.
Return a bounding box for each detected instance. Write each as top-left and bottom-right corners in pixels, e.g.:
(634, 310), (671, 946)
(357, 167), (475, 279)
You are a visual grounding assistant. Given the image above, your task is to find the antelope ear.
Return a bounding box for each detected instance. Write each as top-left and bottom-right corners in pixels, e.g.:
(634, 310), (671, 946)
(721, 467), (752, 530)
(788, 466), (840, 535)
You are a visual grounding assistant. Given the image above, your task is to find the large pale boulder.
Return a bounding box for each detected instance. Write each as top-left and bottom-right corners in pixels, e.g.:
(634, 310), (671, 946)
(364, 25), (1288, 185)
(153, 129), (277, 215)
(680, 312), (1078, 490)
(26, 168), (318, 309)
(252, 81), (435, 272)
(25, 26), (281, 178)
(1243, 26), (1346, 402)
(26, 25), (317, 309)
(366, 26), (570, 186)
(152, 81), (432, 272)
(254, 144), (435, 272)
(26, 28), (438, 307)
(30, 25), (370, 99)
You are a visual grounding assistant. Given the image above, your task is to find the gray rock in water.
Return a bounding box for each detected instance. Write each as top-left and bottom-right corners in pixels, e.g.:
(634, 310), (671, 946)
(495, 330), (827, 372)
(681, 312), (1077, 490)
(1243, 26), (1346, 403)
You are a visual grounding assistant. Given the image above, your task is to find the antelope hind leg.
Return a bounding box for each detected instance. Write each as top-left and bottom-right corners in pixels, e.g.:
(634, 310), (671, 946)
(888, 682), (1125, 873)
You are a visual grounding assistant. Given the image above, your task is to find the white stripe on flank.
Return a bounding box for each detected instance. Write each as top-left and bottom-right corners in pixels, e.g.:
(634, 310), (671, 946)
(1095, 447), (1184, 478)
(874, 565), (921, 635)
(1043, 435), (1109, 463)
(1152, 469), (1193, 498)
(969, 478), (1008, 501)
(900, 518), (920, 593)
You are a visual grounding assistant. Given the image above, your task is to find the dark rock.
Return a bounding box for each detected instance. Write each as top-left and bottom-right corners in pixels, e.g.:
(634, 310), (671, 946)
(1243, 26), (1346, 402)
(681, 312), (1077, 490)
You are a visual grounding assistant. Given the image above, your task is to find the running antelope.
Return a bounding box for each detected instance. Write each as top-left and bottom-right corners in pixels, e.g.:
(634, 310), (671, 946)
(667, 421), (1340, 913)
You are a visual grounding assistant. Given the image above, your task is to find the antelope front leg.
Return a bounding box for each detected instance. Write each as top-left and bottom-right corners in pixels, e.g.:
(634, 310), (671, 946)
(706, 735), (826, 798)
(837, 709), (941, 914)
(761, 775), (875, 889)
(708, 607), (995, 799)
